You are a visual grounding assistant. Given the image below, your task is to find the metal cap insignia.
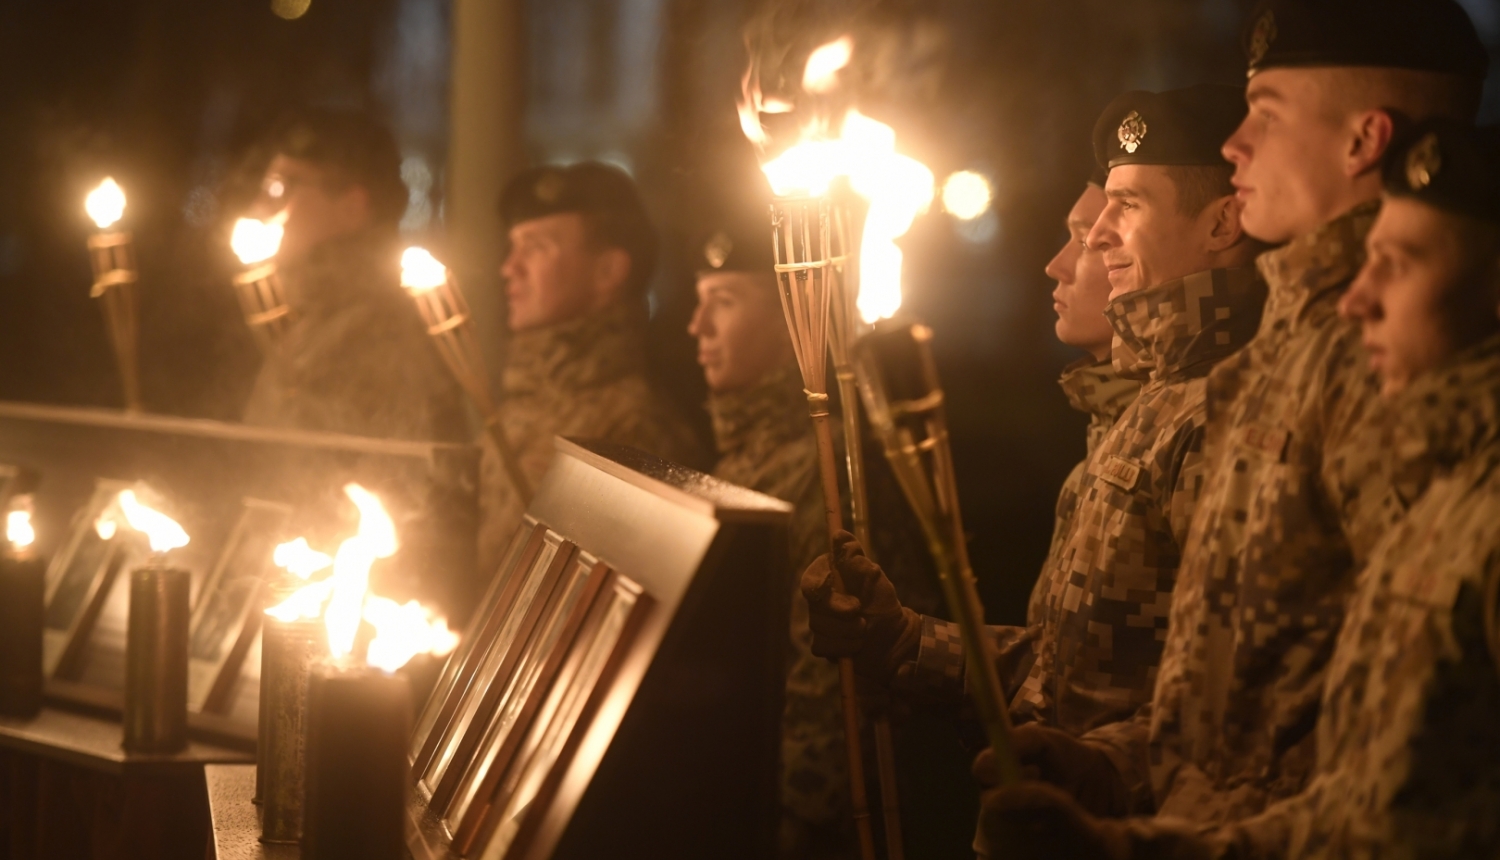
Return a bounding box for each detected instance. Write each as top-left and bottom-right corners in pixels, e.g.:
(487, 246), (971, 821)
(1248, 11), (1277, 71)
(534, 172), (566, 204)
(704, 230), (733, 269)
(1118, 111), (1147, 154)
(1406, 133), (1442, 190)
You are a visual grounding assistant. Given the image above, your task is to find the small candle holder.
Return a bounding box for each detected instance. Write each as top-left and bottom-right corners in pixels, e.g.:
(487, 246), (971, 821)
(122, 561), (190, 752)
(0, 498), (44, 719)
(302, 661), (411, 860)
(258, 613), (328, 844)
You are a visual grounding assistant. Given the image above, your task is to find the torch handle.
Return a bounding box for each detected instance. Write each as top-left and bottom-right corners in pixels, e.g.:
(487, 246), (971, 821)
(809, 403), (877, 860)
(483, 416), (533, 507)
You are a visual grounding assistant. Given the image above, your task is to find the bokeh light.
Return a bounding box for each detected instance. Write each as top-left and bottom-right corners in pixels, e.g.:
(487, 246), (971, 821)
(271, 0), (311, 21)
(941, 170), (992, 221)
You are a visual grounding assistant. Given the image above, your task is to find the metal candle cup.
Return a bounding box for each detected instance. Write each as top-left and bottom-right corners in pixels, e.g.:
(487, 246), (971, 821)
(258, 614), (328, 844)
(0, 547), (45, 718)
(122, 563), (190, 753)
(301, 663), (411, 860)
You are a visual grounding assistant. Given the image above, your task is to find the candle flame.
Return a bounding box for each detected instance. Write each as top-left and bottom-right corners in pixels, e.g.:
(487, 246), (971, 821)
(802, 36), (852, 94)
(273, 537), (333, 580)
(363, 596), (459, 673)
(95, 515), (118, 541)
(86, 178), (127, 230)
(941, 170), (992, 221)
(117, 490), (190, 554)
(7, 509), (34, 550)
(230, 216), (285, 265)
(400, 247), (448, 292)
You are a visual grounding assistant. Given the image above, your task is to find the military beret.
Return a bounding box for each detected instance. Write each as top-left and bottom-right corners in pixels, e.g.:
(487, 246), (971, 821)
(1088, 164), (1109, 188)
(266, 108), (406, 227)
(500, 162), (658, 285)
(1243, 0), (1488, 81)
(1092, 85), (1247, 171)
(1382, 119), (1500, 224)
(693, 209), (775, 276)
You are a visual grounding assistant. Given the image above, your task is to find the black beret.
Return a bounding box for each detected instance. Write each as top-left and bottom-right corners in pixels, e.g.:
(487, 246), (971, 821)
(1243, 0), (1488, 81)
(1088, 164), (1109, 188)
(500, 162), (658, 285)
(267, 108), (406, 227)
(1382, 119), (1500, 224)
(1092, 85), (1247, 171)
(693, 209), (775, 276)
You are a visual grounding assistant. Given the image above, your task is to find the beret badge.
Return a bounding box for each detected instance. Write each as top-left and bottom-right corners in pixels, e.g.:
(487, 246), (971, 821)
(533, 171), (566, 204)
(1405, 133), (1442, 191)
(1248, 10), (1277, 69)
(1118, 111), (1148, 154)
(704, 230), (734, 269)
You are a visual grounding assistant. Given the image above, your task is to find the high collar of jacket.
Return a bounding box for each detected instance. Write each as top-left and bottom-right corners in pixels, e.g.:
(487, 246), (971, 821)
(1105, 266), (1267, 383)
(1058, 356), (1139, 422)
(707, 363), (809, 456)
(1256, 200), (1380, 324)
(1391, 333), (1500, 479)
(279, 228), (401, 313)
(502, 301), (648, 396)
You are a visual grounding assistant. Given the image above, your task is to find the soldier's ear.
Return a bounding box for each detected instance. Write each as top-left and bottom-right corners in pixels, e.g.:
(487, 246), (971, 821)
(1204, 194), (1246, 253)
(1345, 109), (1397, 180)
(590, 246), (633, 306)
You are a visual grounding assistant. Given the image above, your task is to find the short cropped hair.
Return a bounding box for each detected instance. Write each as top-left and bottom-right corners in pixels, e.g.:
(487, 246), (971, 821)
(1164, 164), (1236, 217)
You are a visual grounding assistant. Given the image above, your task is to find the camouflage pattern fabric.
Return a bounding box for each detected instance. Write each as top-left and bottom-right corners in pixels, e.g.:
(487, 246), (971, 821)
(1012, 267), (1266, 735)
(710, 364), (851, 859)
(895, 357), (1141, 707)
(1084, 202), (1416, 824)
(476, 302), (705, 574)
(242, 230), (466, 442)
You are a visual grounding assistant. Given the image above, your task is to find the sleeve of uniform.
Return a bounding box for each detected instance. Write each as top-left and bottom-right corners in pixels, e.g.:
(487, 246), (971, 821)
(1162, 421), (1209, 549)
(1081, 705), (1157, 814)
(893, 617), (1039, 706)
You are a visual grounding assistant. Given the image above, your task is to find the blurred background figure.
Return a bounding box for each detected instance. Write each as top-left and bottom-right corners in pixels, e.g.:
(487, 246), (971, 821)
(239, 108), (465, 442)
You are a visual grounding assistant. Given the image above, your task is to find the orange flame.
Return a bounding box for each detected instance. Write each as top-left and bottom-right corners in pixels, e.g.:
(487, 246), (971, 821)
(86, 178), (126, 230)
(803, 36), (852, 93)
(273, 537), (333, 580)
(400, 247), (448, 292)
(6, 502), (34, 550)
(230, 215), (285, 265)
(116, 490), (190, 554)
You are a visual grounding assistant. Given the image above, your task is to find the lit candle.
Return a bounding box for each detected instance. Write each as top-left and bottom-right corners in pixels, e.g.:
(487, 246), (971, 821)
(229, 216), (293, 348)
(0, 498), (44, 718)
(115, 490), (192, 753)
(84, 178), (143, 412)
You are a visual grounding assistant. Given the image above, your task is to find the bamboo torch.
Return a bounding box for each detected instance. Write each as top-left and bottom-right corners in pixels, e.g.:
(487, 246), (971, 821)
(84, 178), (142, 412)
(228, 217), (294, 349)
(400, 248), (532, 506)
(853, 322), (1019, 785)
(770, 195), (878, 860)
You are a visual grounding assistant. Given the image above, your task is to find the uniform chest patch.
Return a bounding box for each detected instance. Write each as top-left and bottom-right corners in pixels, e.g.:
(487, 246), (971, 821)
(1241, 422), (1290, 460)
(1092, 454), (1144, 492)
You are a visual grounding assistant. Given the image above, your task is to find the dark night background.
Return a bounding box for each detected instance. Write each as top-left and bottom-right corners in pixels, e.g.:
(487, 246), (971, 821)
(0, 0), (1497, 855)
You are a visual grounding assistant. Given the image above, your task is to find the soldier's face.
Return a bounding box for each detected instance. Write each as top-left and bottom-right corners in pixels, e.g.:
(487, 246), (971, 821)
(255, 155), (372, 262)
(688, 271), (793, 393)
(1224, 70), (1378, 245)
(502, 213), (622, 331)
(1046, 185), (1114, 360)
(1339, 197), (1500, 396)
(1089, 165), (1228, 299)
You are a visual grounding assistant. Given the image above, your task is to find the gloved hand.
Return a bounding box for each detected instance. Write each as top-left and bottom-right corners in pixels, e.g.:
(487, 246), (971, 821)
(975, 782), (1128, 860)
(973, 726), (1131, 818)
(800, 530), (921, 682)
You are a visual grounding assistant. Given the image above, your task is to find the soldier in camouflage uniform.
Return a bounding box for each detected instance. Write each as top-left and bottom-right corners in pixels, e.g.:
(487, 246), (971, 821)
(688, 210), (851, 859)
(477, 164), (704, 573)
(802, 88), (1262, 749)
(980, 118), (1500, 860)
(241, 109), (465, 442)
(972, 0), (1492, 852)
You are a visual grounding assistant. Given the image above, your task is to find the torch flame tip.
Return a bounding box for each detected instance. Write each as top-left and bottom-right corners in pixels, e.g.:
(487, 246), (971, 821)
(399, 246), (448, 292)
(85, 178), (127, 230)
(230, 217), (285, 265)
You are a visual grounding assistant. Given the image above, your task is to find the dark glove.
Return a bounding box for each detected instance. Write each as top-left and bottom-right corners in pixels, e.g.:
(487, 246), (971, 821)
(800, 530), (920, 682)
(975, 782), (1128, 860)
(974, 726), (1130, 818)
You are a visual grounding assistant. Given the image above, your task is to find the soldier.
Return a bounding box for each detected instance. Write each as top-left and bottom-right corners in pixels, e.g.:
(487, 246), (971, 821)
(973, 0), (1491, 845)
(980, 119), (1500, 860)
(477, 163), (704, 573)
(802, 85), (1263, 750)
(241, 108), (465, 442)
(688, 212), (850, 858)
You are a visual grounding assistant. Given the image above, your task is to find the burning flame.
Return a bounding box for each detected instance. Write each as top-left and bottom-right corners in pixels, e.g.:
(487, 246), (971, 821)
(264, 484), (457, 671)
(363, 596), (459, 673)
(942, 171), (992, 221)
(230, 216), (285, 265)
(273, 537), (333, 580)
(741, 36), (935, 324)
(7, 506), (35, 550)
(117, 490), (190, 554)
(95, 515), (117, 541)
(400, 247), (448, 292)
(803, 36), (852, 93)
(86, 178), (127, 230)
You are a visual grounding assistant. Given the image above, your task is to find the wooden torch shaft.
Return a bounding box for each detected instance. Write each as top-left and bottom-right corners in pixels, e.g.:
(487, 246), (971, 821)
(809, 406), (877, 860)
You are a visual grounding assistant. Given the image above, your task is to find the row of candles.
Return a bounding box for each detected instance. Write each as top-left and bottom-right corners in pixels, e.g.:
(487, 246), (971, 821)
(0, 481), (457, 859)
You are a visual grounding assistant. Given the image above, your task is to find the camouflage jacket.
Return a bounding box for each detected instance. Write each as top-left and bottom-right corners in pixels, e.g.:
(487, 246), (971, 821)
(1046, 357), (1144, 565)
(709, 366), (847, 840)
(242, 231), (466, 442)
(1085, 202), (1414, 822)
(1117, 335), (1500, 859)
(476, 302), (704, 573)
